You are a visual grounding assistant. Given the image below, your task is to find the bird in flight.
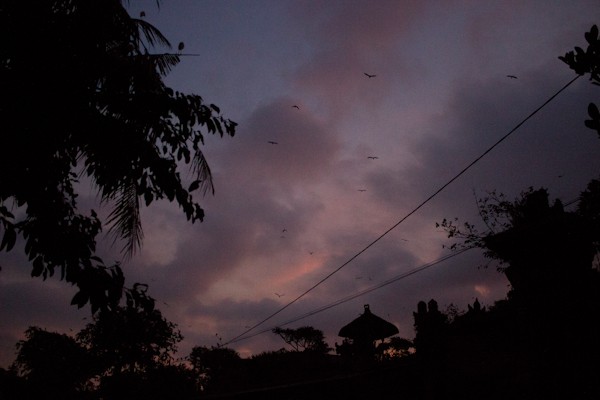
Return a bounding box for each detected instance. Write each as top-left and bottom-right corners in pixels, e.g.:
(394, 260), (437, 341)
(506, 75), (518, 79)
(364, 73), (376, 78)
(282, 228), (287, 233)
(268, 141), (278, 145)
(292, 105), (300, 109)
(367, 156), (379, 160)
(178, 42), (185, 51)
(275, 293), (285, 298)
(358, 189), (367, 192)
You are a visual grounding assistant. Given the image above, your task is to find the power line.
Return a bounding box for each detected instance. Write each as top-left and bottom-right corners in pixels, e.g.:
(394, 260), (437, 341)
(226, 246), (474, 345)
(223, 74), (582, 346)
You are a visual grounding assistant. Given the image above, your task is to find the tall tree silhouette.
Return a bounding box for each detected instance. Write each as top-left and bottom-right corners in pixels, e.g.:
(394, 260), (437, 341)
(438, 187), (600, 397)
(10, 327), (97, 400)
(439, 188), (599, 305)
(188, 345), (243, 393)
(0, 1), (236, 312)
(77, 288), (182, 376)
(6, 287), (198, 399)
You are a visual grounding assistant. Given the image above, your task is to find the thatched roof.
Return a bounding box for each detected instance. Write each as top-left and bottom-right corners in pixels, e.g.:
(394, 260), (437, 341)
(338, 304), (399, 341)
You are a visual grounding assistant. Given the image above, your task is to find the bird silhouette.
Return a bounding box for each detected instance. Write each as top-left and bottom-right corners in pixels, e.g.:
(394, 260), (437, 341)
(506, 75), (518, 79)
(268, 141), (278, 144)
(140, 11), (146, 18)
(358, 189), (367, 192)
(364, 73), (376, 78)
(178, 42), (185, 51)
(275, 293), (285, 298)
(292, 105), (300, 109)
(282, 228), (287, 233)
(367, 156), (379, 160)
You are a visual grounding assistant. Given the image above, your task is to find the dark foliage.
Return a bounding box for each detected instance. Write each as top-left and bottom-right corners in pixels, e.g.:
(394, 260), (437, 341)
(188, 345), (244, 392)
(272, 326), (332, 353)
(9, 327), (97, 399)
(6, 292), (199, 399)
(0, 0), (236, 312)
(559, 24), (600, 136)
(433, 185), (600, 398)
(77, 302), (182, 375)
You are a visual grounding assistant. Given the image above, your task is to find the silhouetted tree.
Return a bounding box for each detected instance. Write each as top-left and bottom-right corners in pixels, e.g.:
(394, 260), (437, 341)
(188, 345), (243, 392)
(0, 0), (236, 312)
(272, 326), (332, 354)
(5, 287), (199, 399)
(376, 336), (414, 360)
(10, 327), (97, 399)
(438, 187), (600, 397)
(77, 294), (182, 376)
(75, 285), (197, 398)
(439, 188), (599, 306)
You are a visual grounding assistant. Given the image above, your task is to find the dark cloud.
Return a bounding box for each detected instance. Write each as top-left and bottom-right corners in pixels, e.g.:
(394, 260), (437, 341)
(2, 1), (599, 367)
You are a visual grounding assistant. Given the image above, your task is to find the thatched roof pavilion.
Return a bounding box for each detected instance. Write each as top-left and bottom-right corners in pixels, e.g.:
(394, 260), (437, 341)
(338, 304), (399, 342)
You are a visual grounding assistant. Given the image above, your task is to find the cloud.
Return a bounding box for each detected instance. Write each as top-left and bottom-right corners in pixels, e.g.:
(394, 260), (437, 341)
(214, 97), (341, 184)
(289, 1), (431, 118)
(3, 1), (599, 368)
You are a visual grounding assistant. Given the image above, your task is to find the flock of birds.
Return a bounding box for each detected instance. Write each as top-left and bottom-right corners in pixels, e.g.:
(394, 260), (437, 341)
(262, 71), (520, 299)
(263, 73), (386, 299)
(267, 72), (383, 197)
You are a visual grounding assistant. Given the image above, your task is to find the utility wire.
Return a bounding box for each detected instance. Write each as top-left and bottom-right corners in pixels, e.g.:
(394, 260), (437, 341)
(227, 246), (474, 344)
(223, 74), (582, 346)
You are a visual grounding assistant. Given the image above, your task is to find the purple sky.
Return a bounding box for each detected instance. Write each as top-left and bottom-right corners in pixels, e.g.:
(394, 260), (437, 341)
(2, 0), (600, 366)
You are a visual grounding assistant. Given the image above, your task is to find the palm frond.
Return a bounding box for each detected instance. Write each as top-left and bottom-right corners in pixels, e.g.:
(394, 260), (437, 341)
(192, 151), (215, 196)
(106, 178), (143, 258)
(132, 18), (171, 49)
(147, 53), (180, 76)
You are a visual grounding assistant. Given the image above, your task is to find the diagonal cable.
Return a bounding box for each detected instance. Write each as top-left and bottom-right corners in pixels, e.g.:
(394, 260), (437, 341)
(223, 74), (581, 346)
(227, 246), (474, 344)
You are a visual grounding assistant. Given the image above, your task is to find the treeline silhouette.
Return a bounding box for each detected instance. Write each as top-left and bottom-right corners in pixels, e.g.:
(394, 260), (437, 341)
(2, 180), (599, 399)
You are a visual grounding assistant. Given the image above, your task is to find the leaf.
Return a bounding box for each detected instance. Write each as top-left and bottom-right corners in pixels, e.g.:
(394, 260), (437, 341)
(71, 290), (89, 309)
(144, 190), (154, 206)
(585, 25), (598, 44)
(206, 118), (216, 133)
(0, 227), (16, 251)
(188, 180), (201, 192)
(588, 103), (600, 119)
(31, 256), (44, 277)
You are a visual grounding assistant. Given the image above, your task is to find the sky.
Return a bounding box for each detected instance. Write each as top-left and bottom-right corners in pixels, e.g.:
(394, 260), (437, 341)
(1, 0), (600, 366)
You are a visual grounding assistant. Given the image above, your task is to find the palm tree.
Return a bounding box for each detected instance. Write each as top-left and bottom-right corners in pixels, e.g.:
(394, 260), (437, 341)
(0, 0), (236, 311)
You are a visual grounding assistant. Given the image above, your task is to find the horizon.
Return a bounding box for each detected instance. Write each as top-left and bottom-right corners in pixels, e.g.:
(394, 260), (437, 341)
(1, 0), (599, 367)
